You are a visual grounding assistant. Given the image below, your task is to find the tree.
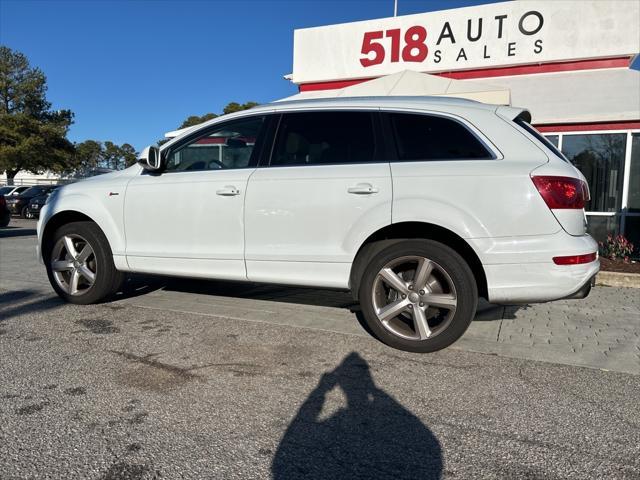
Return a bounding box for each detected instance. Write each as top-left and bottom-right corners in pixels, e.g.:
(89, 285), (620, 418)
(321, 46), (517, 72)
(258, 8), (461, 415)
(120, 143), (137, 167)
(0, 46), (75, 184)
(179, 112), (217, 129)
(73, 139), (103, 170)
(176, 101), (259, 130)
(222, 101), (259, 115)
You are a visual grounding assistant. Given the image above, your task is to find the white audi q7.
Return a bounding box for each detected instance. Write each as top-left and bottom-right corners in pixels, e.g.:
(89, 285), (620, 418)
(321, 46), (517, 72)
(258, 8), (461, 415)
(37, 97), (599, 352)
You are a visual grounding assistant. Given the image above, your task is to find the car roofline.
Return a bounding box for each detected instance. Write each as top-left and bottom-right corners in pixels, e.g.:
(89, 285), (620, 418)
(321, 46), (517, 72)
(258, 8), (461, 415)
(161, 95), (516, 150)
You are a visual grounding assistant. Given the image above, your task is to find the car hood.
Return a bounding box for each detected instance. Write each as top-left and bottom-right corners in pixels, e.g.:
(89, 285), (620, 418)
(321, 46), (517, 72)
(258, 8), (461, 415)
(57, 165), (142, 195)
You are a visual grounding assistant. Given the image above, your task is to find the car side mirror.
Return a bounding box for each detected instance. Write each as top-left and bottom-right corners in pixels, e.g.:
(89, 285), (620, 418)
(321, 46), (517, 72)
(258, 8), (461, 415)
(138, 146), (163, 172)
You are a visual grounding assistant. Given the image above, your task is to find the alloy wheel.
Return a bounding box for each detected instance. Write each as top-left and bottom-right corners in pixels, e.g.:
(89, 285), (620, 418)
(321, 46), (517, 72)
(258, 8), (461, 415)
(50, 234), (97, 296)
(371, 256), (457, 341)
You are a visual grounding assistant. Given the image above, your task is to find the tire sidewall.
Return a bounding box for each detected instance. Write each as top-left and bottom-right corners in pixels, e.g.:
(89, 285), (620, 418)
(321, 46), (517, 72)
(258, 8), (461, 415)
(44, 221), (118, 305)
(359, 239), (478, 353)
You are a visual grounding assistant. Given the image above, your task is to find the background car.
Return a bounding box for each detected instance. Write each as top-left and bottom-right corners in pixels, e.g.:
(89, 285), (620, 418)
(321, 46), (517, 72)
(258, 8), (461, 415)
(0, 186), (29, 197)
(6, 185), (58, 218)
(26, 189), (58, 219)
(0, 194), (10, 227)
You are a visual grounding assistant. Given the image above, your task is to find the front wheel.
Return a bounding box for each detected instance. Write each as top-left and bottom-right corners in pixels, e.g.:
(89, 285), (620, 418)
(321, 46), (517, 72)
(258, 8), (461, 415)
(358, 240), (477, 353)
(44, 221), (124, 304)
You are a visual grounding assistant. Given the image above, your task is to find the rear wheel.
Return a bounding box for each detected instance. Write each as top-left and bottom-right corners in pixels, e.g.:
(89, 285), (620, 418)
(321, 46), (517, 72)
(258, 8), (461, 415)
(358, 240), (477, 353)
(45, 221), (124, 304)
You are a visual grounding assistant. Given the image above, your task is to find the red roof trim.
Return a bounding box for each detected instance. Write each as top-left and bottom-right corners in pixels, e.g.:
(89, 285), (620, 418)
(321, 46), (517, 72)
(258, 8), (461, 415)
(535, 121), (640, 133)
(298, 56), (633, 92)
(299, 78), (372, 92)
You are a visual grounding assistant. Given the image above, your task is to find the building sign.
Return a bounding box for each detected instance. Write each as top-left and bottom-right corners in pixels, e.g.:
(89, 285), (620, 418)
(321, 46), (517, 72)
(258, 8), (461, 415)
(292, 0), (640, 84)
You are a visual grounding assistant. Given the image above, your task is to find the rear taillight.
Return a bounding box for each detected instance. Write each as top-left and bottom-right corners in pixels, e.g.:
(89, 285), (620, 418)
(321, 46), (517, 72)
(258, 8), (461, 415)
(531, 176), (588, 209)
(0, 196), (5, 208)
(553, 252), (597, 265)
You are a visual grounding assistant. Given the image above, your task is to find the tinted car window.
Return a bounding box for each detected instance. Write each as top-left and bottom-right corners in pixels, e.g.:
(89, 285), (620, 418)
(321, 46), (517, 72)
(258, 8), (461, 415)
(165, 116), (265, 172)
(390, 113), (492, 161)
(0, 186), (14, 195)
(21, 186), (46, 196)
(271, 112), (375, 166)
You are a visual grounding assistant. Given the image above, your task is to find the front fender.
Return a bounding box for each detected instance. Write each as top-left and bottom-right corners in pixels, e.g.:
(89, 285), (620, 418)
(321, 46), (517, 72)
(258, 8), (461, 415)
(38, 191), (126, 257)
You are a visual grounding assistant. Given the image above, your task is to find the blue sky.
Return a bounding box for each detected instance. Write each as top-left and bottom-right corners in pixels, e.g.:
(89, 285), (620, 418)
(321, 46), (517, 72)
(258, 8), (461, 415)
(0, 0), (503, 149)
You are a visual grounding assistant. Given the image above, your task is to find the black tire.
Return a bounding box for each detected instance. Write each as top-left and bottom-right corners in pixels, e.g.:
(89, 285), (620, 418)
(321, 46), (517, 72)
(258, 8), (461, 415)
(358, 239), (477, 353)
(20, 205), (29, 218)
(44, 221), (124, 304)
(0, 214), (9, 227)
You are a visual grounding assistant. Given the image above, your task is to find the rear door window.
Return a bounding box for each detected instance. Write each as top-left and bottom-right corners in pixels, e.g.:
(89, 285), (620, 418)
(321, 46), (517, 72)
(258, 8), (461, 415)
(271, 111), (376, 166)
(389, 113), (493, 161)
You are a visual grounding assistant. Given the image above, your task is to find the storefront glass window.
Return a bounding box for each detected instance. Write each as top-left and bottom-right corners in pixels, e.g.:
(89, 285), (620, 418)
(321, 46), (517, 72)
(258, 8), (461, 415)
(628, 133), (640, 212)
(624, 216), (640, 258)
(562, 133), (626, 212)
(585, 215), (620, 243)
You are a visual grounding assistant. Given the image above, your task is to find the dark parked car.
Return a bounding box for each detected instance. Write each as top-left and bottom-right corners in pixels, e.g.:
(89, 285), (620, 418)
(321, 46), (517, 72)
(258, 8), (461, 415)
(0, 194), (10, 227)
(26, 190), (57, 219)
(6, 185), (58, 218)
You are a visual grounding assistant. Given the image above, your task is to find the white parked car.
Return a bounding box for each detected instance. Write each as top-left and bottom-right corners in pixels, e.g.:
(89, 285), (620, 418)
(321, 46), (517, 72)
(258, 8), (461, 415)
(37, 97), (599, 352)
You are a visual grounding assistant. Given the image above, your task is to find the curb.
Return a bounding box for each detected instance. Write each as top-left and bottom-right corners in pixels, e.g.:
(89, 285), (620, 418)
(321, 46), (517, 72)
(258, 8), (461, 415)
(596, 271), (640, 288)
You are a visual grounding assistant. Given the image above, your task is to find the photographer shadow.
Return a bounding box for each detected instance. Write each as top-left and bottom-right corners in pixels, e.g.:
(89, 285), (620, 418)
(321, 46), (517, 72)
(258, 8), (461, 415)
(272, 352), (442, 480)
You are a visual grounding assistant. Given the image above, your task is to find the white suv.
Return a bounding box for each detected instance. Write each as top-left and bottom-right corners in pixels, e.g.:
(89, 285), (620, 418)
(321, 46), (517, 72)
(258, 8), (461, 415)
(37, 97), (599, 352)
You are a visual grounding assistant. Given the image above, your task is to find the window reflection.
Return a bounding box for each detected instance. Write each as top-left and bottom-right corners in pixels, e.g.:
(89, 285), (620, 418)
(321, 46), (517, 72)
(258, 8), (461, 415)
(562, 134), (626, 212)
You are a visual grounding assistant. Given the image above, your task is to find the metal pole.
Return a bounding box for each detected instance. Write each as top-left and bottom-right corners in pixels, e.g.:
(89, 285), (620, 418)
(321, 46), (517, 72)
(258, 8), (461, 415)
(394, 0), (398, 16)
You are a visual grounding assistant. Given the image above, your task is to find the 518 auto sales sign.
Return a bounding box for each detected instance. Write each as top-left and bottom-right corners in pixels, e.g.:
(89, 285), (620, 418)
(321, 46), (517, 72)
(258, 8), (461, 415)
(291, 0), (639, 84)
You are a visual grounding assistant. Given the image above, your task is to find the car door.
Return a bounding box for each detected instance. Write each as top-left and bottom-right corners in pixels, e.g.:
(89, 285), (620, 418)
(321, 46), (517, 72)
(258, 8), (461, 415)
(244, 110), (392, 289)
(124, 115), (267, 280)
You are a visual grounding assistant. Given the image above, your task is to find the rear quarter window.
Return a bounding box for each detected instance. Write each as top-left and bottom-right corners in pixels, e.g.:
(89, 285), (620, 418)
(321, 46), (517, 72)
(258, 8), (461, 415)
(389, 113), (493, 161)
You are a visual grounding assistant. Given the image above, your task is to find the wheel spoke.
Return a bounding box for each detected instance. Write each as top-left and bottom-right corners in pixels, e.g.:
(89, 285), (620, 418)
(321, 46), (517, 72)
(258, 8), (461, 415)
(413, 258), (434, 291)
(76, 244), (93, 263)
(377, 298), (410, 323)
(425, 293), (457, 310)
(69, 269), (80, 295)
(412, 307), (432, 339)
(379, 268), (409, 294)
(52, 260), (74, 272)
(63, 235), (78, 258)
(78, 265), (96, 284)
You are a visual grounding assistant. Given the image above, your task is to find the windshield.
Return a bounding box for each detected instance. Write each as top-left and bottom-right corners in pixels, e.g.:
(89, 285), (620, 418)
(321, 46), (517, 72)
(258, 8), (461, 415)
(515, 118), (568, 162)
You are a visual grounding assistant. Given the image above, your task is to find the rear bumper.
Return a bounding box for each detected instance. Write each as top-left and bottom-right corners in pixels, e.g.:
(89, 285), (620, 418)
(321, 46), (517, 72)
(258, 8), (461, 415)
(470, 231), (600, 304)
(7, 203), (23, 215)
(484, 260), (599, 303)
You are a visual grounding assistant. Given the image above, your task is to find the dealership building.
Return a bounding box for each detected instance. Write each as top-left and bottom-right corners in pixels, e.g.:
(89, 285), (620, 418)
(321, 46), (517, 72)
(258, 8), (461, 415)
(283, 0), (640, 247)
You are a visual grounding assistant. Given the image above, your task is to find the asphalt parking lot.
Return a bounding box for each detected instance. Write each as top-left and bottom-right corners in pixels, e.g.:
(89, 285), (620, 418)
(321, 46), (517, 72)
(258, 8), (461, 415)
(1, 219), (639, 479)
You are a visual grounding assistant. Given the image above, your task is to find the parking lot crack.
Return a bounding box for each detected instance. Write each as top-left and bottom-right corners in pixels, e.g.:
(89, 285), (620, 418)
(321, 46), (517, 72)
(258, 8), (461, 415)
(109, 350), (200, 379)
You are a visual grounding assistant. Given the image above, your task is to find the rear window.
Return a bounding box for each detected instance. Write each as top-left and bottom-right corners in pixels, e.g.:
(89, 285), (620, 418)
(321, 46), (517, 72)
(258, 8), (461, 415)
(515, 118), (568, 162)
(390, 113), (493, 161)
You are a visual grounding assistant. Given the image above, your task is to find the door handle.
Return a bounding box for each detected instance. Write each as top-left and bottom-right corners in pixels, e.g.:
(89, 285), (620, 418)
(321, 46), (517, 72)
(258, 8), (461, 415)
(348, 183), (379, 195)
(216, 186), (240, 196)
